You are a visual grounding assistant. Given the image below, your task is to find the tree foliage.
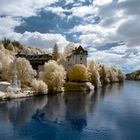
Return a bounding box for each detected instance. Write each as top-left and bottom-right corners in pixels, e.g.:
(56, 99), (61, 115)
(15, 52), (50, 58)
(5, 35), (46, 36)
(63, 43), (76, 57)
(88, 60), (101, 87)
(52, 43), (60, 61)
(68, 64), (88, 82)
(40, 60), (66, 92)
(98, 64), (109, 84)
(6, 57), (36, 87)
(31, 79), (48, 94)
(117, 69), (125, 82)
(0, 50), (14, 81)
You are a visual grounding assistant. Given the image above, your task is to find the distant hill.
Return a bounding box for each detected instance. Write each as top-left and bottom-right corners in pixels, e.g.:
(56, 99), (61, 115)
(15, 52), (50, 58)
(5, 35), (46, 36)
(126, 70), (140, 80)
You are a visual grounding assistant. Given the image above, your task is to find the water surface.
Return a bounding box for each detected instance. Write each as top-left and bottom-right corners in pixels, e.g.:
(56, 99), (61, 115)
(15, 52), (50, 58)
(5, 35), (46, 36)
(0, 81), (140, 140)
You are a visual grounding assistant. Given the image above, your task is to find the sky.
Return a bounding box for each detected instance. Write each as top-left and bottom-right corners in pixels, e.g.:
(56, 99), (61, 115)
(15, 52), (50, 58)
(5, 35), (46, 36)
(0, 0), (140, 73)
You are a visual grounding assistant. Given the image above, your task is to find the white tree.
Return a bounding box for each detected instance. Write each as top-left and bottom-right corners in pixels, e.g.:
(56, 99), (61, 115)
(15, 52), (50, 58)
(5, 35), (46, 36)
(0, 43), (5, 50)
(57, 57), (66, 68)
(16, 58), (37, 87)
(63, 43), (77, 57)
(117, 69), (125, 82)
(88, 60), (101, 87)
(7, 43), (15, 52)
(0, 62), (2, 80)
(6, 57), (36, 87)
(40, 60), (66, 92)
(0, 50), (13, 68)
(0, 50), (14, 81)
(98, 64), (111, 84)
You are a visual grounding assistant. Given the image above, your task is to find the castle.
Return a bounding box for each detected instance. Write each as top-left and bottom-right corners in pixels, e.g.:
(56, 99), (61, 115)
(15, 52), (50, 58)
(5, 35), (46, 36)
(16, 45), (88, 72)
(65, 45), (88, 70)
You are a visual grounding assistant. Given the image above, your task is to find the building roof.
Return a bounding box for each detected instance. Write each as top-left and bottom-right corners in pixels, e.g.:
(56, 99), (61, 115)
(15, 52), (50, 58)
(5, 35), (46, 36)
(66, 45), (88, 58)
(16, 51), (52, 61)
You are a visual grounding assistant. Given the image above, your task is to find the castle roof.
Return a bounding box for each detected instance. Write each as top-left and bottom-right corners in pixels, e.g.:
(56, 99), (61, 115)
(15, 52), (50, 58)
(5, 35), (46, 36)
(66, 45), (88, 58)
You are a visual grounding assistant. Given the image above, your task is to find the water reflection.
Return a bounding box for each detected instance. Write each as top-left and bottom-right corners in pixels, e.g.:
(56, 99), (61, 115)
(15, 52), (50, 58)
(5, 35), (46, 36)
(0, 83), (124, 128)
(64, 92), (88, 131)
(0, 96), (48, 126)
(0, 82), (125, 135)
(100, 83), (124, 98)
(42, 94), (65, 122)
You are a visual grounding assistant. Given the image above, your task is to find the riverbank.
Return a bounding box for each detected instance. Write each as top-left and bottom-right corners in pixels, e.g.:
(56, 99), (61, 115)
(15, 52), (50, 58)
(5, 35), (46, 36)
(0, 89), (35, 101)
(0, 82), (35, 100)
(64, 82), (94, 91)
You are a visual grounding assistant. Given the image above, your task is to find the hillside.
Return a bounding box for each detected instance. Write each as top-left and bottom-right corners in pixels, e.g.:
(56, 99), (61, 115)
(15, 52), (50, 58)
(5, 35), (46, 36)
(126, 70), (140, 80)
(0, 39), (48, 55)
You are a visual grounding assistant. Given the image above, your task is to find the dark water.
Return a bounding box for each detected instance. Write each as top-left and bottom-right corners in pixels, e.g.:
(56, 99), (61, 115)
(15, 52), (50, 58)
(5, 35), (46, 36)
(0, 81), (140, 140)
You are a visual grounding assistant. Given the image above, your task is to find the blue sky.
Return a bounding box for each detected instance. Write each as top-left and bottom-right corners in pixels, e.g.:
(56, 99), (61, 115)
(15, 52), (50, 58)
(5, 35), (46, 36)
(0, 0), (140, 73)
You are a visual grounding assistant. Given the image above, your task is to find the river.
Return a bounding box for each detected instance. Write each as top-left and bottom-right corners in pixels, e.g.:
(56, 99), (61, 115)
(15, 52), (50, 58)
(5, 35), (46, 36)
(0, 81), (140, 140)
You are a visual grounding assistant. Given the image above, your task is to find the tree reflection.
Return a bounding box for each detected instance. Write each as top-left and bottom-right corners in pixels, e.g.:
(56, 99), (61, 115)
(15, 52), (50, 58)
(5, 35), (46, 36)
(0, 82), (124, 132)
(0, 96), (48, 126)
(100, 83), (124, 98)
(42, 93), (65, 122)
(64, 92), (88, 131)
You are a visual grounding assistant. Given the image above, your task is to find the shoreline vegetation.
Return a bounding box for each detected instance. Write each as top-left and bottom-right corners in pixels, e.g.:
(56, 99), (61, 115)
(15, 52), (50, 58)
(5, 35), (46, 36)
(0, 39), (125, 100)
(126, 70), (140, 80)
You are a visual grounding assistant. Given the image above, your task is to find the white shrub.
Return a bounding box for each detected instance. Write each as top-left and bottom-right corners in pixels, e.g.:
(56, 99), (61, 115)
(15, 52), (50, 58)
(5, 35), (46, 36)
(31, 79), (48, 94)
(40, 60), (66, 92)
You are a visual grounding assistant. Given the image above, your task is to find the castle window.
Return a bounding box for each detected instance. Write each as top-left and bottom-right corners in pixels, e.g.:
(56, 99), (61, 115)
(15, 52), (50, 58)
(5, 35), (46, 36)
(68, 59), (69, 61)
(80, 57), (82, 60)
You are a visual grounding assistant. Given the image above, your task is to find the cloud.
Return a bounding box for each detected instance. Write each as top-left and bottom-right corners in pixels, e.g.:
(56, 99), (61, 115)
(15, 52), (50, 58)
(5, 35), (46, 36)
(95, 0), (140, 49)
(88, 49), (140, 73)
(0, 16), (69, 52)
(117, 18), (140, 47)
(0, 16), (22, 39)
(0, 0), (59, 17)
(44, 5), (97, 20)
(45, 7), (69, 18)
(0, 0), (70, 52)
(70, 23), (118, 48)
(69, 24), (97, 34)
(119, 0), (140, 16)
(109, 45), (128, 55)
(93, 0), (113, 6)
(70, 6), (96, 17)
(19, 31), (69, 51)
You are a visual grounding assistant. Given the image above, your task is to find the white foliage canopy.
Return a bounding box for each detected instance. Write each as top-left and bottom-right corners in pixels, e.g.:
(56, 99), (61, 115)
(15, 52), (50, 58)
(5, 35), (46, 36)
(40, 60), (66, 92)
